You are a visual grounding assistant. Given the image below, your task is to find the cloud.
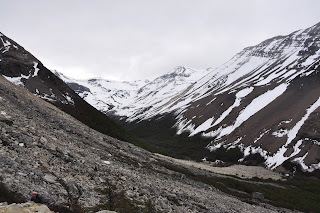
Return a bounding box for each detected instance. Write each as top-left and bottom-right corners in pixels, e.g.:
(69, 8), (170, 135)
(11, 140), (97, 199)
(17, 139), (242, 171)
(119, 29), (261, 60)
(1, 0), (320, 81)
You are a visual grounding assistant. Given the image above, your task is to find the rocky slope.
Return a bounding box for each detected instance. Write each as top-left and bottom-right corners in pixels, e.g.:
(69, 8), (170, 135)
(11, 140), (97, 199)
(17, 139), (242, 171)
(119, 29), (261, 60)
(0, 33), (133, 142)
(62, 22), (320, 173)
(0, 75), (285, 212)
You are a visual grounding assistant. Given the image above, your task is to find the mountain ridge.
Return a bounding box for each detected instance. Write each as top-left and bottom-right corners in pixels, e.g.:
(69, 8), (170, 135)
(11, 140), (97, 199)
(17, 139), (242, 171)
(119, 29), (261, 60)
(59, 22), (320, 173)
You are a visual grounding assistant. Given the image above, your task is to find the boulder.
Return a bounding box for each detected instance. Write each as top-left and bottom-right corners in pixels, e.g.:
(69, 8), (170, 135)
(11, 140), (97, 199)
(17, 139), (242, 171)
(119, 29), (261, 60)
(252, 192), (264, 201)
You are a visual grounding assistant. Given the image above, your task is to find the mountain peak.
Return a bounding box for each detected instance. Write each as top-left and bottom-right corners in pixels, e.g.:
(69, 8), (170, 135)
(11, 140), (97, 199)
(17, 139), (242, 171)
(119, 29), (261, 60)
(173, 66), (186, 72)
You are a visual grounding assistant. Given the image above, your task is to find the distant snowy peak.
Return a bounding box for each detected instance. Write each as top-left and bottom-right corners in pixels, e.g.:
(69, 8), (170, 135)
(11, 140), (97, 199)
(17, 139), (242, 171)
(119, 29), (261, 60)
(158, 66), (209, 81)
(53, 71), (151, 113)
(57, 65), (210, 117)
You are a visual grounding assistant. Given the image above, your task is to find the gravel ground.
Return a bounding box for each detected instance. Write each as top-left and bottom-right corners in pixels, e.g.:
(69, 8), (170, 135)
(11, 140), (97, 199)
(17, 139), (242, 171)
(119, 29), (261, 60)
(154, 153), (283, 180)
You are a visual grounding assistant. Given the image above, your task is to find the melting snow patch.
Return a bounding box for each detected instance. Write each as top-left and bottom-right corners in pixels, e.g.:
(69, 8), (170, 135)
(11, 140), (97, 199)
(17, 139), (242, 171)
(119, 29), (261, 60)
(3, 76), (25, 86)
(32, 62), (40, 77)
(189, 117), (214, 136)
(212, 87), (254, 127)
(176, 117), (195, 135)
(206, 98), (216, 106)
(226, 137), (242, 149)
(202, 126), (223, 138)
(208, 141), (224, 151)
(301, 49), (320, 67)
(272, 129), (288, 137)
(253, 129), (270, 143)
(19, 143), (24, 147)
(63, 94), (75, 105)
(266, 96), (320, 169)
(1, 111), (6, 115)
(278, 119), (292, 126)
(239, 145), (268, 162)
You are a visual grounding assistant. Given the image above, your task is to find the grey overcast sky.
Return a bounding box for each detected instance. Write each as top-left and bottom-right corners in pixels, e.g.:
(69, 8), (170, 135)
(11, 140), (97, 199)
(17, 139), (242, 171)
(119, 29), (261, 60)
(1, 0), (320, 81)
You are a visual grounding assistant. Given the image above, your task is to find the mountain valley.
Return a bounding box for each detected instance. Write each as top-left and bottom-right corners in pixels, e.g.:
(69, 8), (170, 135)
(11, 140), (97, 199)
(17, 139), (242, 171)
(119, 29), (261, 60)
(1, 21), (320, 212)
(57, 22), (320, 175)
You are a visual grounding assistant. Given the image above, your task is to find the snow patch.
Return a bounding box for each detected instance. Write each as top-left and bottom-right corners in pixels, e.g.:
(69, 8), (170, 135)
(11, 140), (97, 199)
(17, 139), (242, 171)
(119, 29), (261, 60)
(189, 117), (214, 136)
(272, 129), (288, 137)
(253, 129), (270, 143)
(32, 62), (40, 77)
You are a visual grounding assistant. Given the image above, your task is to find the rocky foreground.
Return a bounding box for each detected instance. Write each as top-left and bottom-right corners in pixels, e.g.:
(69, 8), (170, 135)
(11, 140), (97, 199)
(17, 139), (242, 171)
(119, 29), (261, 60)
(0, 202), (53, 213)
(0, 76), (292, 212)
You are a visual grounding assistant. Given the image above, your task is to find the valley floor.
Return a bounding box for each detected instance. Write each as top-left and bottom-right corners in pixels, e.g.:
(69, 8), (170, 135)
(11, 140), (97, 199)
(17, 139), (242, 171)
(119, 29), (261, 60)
(153, 153), (283, 180)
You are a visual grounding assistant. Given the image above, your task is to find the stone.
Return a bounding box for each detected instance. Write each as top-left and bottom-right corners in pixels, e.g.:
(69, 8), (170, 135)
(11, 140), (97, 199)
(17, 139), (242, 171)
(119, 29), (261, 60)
(39, 137), (47, 144)
(252, 192), (264, 201)
(43, 174), (57, 184)
(3, 205), (24, 213)
(35, 205), (51, 213)
(0, 119), (13, 126)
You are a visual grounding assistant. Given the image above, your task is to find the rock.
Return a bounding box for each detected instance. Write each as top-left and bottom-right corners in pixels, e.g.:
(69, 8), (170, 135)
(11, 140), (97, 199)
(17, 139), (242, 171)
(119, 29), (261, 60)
(0, 119), (13, 126)
(252, 192), (264, 201)
(96, 210), (117, 213)
(39, 137), (47, 144)
(35, 205), (52, 213)
(43, 174), (57, 184)
(1, 205), (23, 213)
(0, 202), (54, 213)
(17, 172), (27, 176)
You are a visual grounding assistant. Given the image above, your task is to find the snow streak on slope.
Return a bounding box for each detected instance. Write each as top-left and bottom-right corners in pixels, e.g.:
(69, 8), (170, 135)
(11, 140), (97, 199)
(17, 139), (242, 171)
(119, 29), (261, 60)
(266, 97), (320, 170)
(190, 87), (254, 137)
(216, 84), (288, 139)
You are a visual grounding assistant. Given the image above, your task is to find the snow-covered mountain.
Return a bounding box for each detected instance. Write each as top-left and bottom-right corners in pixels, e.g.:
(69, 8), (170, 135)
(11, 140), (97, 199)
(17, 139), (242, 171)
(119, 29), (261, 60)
(62, 22), (320, 173)
(56, 66), (211, 120)
(54, 71), (149, 114)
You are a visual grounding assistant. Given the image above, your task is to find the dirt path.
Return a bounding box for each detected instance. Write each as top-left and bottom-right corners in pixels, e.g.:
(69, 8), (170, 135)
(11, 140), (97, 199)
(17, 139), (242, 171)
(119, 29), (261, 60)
(153, 153), (283, 180)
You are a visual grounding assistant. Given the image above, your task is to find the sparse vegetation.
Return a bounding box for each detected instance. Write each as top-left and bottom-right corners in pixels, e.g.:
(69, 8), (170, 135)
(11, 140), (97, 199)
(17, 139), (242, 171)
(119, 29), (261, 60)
(157, 160), (320, 212)
(89, 181), (161, 213)
(120, 113), (213, 160)
(207, 146), (243, 163)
